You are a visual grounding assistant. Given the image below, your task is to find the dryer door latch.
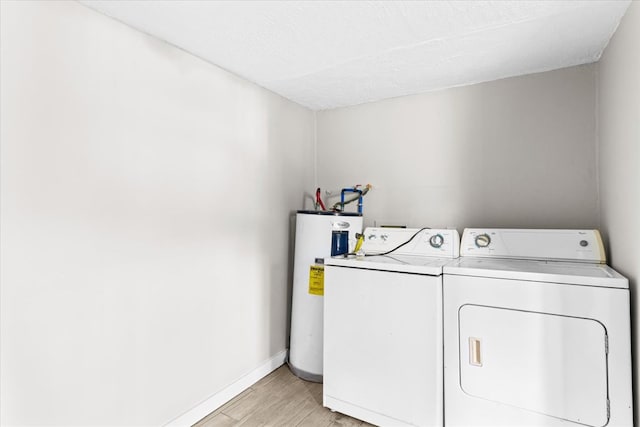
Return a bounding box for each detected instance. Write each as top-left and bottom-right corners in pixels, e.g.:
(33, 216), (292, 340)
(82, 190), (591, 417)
(469, 337), (482, 367)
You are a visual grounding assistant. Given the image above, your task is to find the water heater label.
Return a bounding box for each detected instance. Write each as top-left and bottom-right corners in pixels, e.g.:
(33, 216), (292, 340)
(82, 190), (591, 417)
(308, 265), (324, 296)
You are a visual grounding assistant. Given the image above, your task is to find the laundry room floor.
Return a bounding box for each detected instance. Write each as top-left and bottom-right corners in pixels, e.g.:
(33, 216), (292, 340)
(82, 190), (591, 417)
(195, 365), (374, 427)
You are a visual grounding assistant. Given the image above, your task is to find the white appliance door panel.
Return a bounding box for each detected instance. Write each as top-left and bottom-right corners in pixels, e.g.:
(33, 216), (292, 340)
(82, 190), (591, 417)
(443, 274), (633, 427)
(459, 305), (608, 427)
(324, 266), (442, 426)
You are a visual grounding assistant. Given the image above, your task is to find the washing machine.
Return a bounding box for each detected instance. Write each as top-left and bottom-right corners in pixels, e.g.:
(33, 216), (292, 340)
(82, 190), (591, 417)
(323, 227), (460, 427)
(443, 229), (632, 427)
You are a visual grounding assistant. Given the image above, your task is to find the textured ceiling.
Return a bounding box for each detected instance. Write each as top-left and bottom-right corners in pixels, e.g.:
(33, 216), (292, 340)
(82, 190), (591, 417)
(80, 1), (630, 110)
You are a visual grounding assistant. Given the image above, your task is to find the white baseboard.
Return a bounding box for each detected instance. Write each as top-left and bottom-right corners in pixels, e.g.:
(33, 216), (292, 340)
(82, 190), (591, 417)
(165, 349), (288, 427)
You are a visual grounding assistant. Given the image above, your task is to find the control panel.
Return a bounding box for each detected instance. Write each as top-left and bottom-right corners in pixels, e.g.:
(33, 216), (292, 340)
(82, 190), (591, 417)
(362, 227), (460, 258)
(460, 229), (606, 263)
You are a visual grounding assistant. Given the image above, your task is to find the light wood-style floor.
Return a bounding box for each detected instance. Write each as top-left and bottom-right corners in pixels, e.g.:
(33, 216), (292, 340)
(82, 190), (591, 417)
(194, 365), (375, 427)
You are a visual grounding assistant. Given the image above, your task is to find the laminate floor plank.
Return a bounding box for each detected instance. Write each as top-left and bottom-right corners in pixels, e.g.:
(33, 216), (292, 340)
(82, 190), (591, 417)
(205, 388), (255, 420)
(256, 392), (318, 426)
(219, 387), (272, 422)
(234, 379), (310, 426)
(251, 364), (297, 390)
(197, 413), (237, 427)
(328, 414), (367, 427)
(194, 365), (372, 427)
(296, 405), (337, 427)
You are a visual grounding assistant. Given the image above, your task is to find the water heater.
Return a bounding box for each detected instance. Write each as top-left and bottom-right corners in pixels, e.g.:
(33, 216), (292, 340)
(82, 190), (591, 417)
(288, 210), (363, 382)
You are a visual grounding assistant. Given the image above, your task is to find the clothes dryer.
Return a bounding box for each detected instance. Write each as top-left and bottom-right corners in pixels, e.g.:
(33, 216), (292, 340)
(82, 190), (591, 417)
(324, 227), (460, 427)
(443, 229), (632, 427)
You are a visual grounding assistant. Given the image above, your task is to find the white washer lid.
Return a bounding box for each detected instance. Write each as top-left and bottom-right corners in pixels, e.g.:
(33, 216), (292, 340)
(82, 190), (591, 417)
(326, 254), (452, 275)
(444, 257), (628, 288)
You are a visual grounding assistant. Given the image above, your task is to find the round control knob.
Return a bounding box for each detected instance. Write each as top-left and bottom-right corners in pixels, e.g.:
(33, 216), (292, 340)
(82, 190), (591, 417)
(429, 234), (444, 248)
(580, 240), (589, 247)
(475, 233), (491, 248)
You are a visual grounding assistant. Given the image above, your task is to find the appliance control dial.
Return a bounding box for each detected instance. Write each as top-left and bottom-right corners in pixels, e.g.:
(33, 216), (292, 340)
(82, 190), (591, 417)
(475, 233), (491, 248)
(429, 234), (444, 248)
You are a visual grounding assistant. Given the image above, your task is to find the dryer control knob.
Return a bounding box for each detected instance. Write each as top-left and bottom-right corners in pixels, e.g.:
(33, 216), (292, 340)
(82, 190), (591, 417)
(429, 234), (444, 248)
(475, 233), (491, 248)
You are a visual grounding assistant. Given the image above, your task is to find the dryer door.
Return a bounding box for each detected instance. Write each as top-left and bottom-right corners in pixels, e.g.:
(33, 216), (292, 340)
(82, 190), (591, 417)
(459, 305), (609, 427)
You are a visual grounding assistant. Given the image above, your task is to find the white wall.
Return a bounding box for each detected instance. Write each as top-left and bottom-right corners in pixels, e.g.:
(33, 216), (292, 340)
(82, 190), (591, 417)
(597, 2), (640, 422)
(316, 65), (598, 230)
(0, 2), (314, 425)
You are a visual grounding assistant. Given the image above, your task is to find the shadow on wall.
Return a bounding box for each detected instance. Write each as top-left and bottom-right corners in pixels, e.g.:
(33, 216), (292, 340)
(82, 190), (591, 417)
(315, 64), (599, 233)
(450, 65), (599, 231)
(283, 191), (318, 348)
(263, 96), (315, 360)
